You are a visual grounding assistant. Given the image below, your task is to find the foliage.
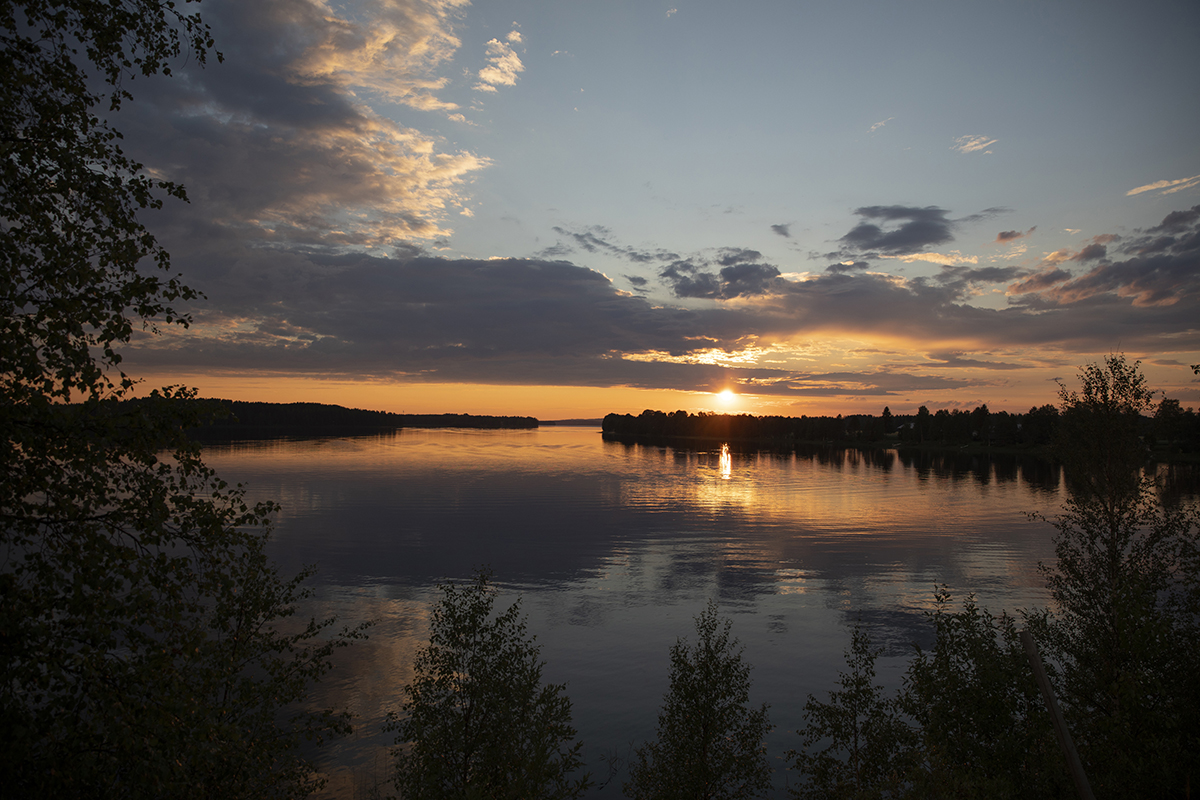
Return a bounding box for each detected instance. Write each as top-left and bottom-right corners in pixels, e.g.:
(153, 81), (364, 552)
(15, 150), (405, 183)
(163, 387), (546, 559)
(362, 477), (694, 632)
(2, 391), (370, 799)
(625, 601), (772, 800)
(1053, 354), (1155, 505)
(791, 597), (1064, 800)
(788, 626), (912, 800)
(899, 591), (1062, 799)
(793, 357), (1199, 799)
(1, 0), (214, 405)
(1033, 355), (1200, 798)
(387, 570), (590, 800)
(2, 2), (362, 796)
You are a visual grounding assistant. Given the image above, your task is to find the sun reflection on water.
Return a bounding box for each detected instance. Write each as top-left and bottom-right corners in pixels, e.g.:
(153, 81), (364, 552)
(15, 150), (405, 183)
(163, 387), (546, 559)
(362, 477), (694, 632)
(719, 443), (732, 480)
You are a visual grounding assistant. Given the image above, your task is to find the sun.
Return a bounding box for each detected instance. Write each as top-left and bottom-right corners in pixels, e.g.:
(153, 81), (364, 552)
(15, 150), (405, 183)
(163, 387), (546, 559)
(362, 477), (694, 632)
(716, 389), (736, 405)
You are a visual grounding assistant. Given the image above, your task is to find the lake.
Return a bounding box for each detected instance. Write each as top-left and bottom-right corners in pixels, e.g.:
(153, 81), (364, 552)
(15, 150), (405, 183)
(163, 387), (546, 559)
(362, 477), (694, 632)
(202, 425), (1079, 797)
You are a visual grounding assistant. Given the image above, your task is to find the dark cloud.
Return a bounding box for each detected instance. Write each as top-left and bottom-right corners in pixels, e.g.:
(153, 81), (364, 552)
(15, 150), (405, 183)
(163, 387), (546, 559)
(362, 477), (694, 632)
(715, 248), (764, 267)
(658, 261), (723, 299)
(771, 224), (791, 238)
(658, 258), (781, 300)
(719, 263), (782, 296)
(1072, 243), (1108, 261)
(925, 352), (1026, 370)
(996, 226), (1036, 243)
(124, 222), (1200, 397)
(838, 205), (955, 256)
(825, 261), (870, 274)
(1120, 205), (1200, 257)
(1009, 206), (1200, 308)
(1009, 267), (1072, 294)
(925, 265), (1025, 301)
(1149, 205), (1200, 233)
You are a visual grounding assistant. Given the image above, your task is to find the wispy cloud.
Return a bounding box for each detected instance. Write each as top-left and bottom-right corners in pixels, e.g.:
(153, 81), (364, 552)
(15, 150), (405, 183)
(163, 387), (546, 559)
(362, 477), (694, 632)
(880, 251), (979, 266)
(287, 0), (468, 111)
(869, 117), (894, 133)
(1126, 174), (1200, 196)
(951, 134), (998, 155)
(475, 30), (525, 91)
(771, 223), (791, 238)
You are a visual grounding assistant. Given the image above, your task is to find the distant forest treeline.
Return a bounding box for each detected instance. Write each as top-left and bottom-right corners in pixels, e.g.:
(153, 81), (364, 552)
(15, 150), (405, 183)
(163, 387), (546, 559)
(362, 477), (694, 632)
(186, 400), (538, 439)
(603, 399), (1200, 455)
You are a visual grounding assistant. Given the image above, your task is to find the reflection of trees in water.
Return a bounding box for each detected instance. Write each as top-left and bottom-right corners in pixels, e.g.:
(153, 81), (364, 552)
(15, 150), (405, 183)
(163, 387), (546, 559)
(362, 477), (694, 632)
(1150, 462), (1200, 509)
(604, 437), (1068, 492)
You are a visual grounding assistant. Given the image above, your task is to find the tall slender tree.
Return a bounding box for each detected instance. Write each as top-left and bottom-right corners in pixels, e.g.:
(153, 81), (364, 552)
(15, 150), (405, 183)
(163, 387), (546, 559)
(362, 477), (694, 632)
(626, 601), (772, 800)
(389, 570), (590, 800)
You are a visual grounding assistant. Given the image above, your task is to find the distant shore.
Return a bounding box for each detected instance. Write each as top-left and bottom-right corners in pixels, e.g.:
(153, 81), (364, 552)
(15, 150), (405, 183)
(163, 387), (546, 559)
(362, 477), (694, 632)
(186, 400), (538, 440)
(601, 409), (1200, 464)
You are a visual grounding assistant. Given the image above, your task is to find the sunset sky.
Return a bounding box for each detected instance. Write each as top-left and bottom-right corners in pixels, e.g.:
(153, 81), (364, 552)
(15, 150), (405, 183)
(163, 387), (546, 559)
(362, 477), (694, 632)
(119, 0), (1200, 420)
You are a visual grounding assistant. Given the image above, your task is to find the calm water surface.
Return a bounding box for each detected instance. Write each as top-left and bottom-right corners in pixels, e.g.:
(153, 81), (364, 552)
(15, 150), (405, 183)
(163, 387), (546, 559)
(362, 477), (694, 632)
(203, 426), (1071, 797)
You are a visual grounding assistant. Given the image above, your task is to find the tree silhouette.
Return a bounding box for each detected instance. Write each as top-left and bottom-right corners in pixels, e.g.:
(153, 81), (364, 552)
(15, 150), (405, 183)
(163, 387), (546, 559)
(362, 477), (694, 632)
(626, 601), (772, 800)
(389, 570), (590, 800)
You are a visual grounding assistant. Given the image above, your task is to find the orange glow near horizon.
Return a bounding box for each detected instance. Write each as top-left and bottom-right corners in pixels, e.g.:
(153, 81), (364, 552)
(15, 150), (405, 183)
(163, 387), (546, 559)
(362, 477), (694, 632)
(132, 372), (793, 420)
(128, 356), (1198, 421)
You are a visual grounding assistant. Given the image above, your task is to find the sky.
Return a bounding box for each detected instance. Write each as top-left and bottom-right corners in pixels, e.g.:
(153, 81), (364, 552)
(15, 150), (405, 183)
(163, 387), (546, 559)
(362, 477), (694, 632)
(116, 0), (1200, 419)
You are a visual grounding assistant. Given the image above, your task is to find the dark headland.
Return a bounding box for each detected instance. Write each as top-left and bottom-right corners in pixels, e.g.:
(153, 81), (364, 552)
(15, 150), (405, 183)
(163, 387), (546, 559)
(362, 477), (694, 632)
(187, 400), (538, 440)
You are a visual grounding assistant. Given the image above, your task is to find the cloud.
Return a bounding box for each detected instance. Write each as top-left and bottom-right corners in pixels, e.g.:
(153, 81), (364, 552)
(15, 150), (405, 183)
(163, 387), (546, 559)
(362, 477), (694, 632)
(925, 352), (1026, 371)
(120, 0), (487, 247)
(771, 223), (791, 238)
(549, 225), (680, 264)
(126, 222), (1200, 397)
(474, 32), (525, 91)
(1008, 206), (1200, 308)
(1009, 266), (1072, 294)
(881, 251), (979, 266)
(659, 259), (781, 300)
(837, 205), (956, 256)
(825, 261), (869, 274)
(281, 0), (468, 112)
(1072, 243), (1107, 261)
(996, 226), (1036, 243)
(1126, 174), (1200, 197)
(951, 135), (998, 155)
(925, 265), (1024, 301)
(1149, 205), (1200, 233)
(869, 117), (894, 133)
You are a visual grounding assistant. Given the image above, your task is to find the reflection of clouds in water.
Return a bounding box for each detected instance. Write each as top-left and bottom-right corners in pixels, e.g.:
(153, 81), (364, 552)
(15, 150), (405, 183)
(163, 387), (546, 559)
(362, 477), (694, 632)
(292, 587), (433, 799)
